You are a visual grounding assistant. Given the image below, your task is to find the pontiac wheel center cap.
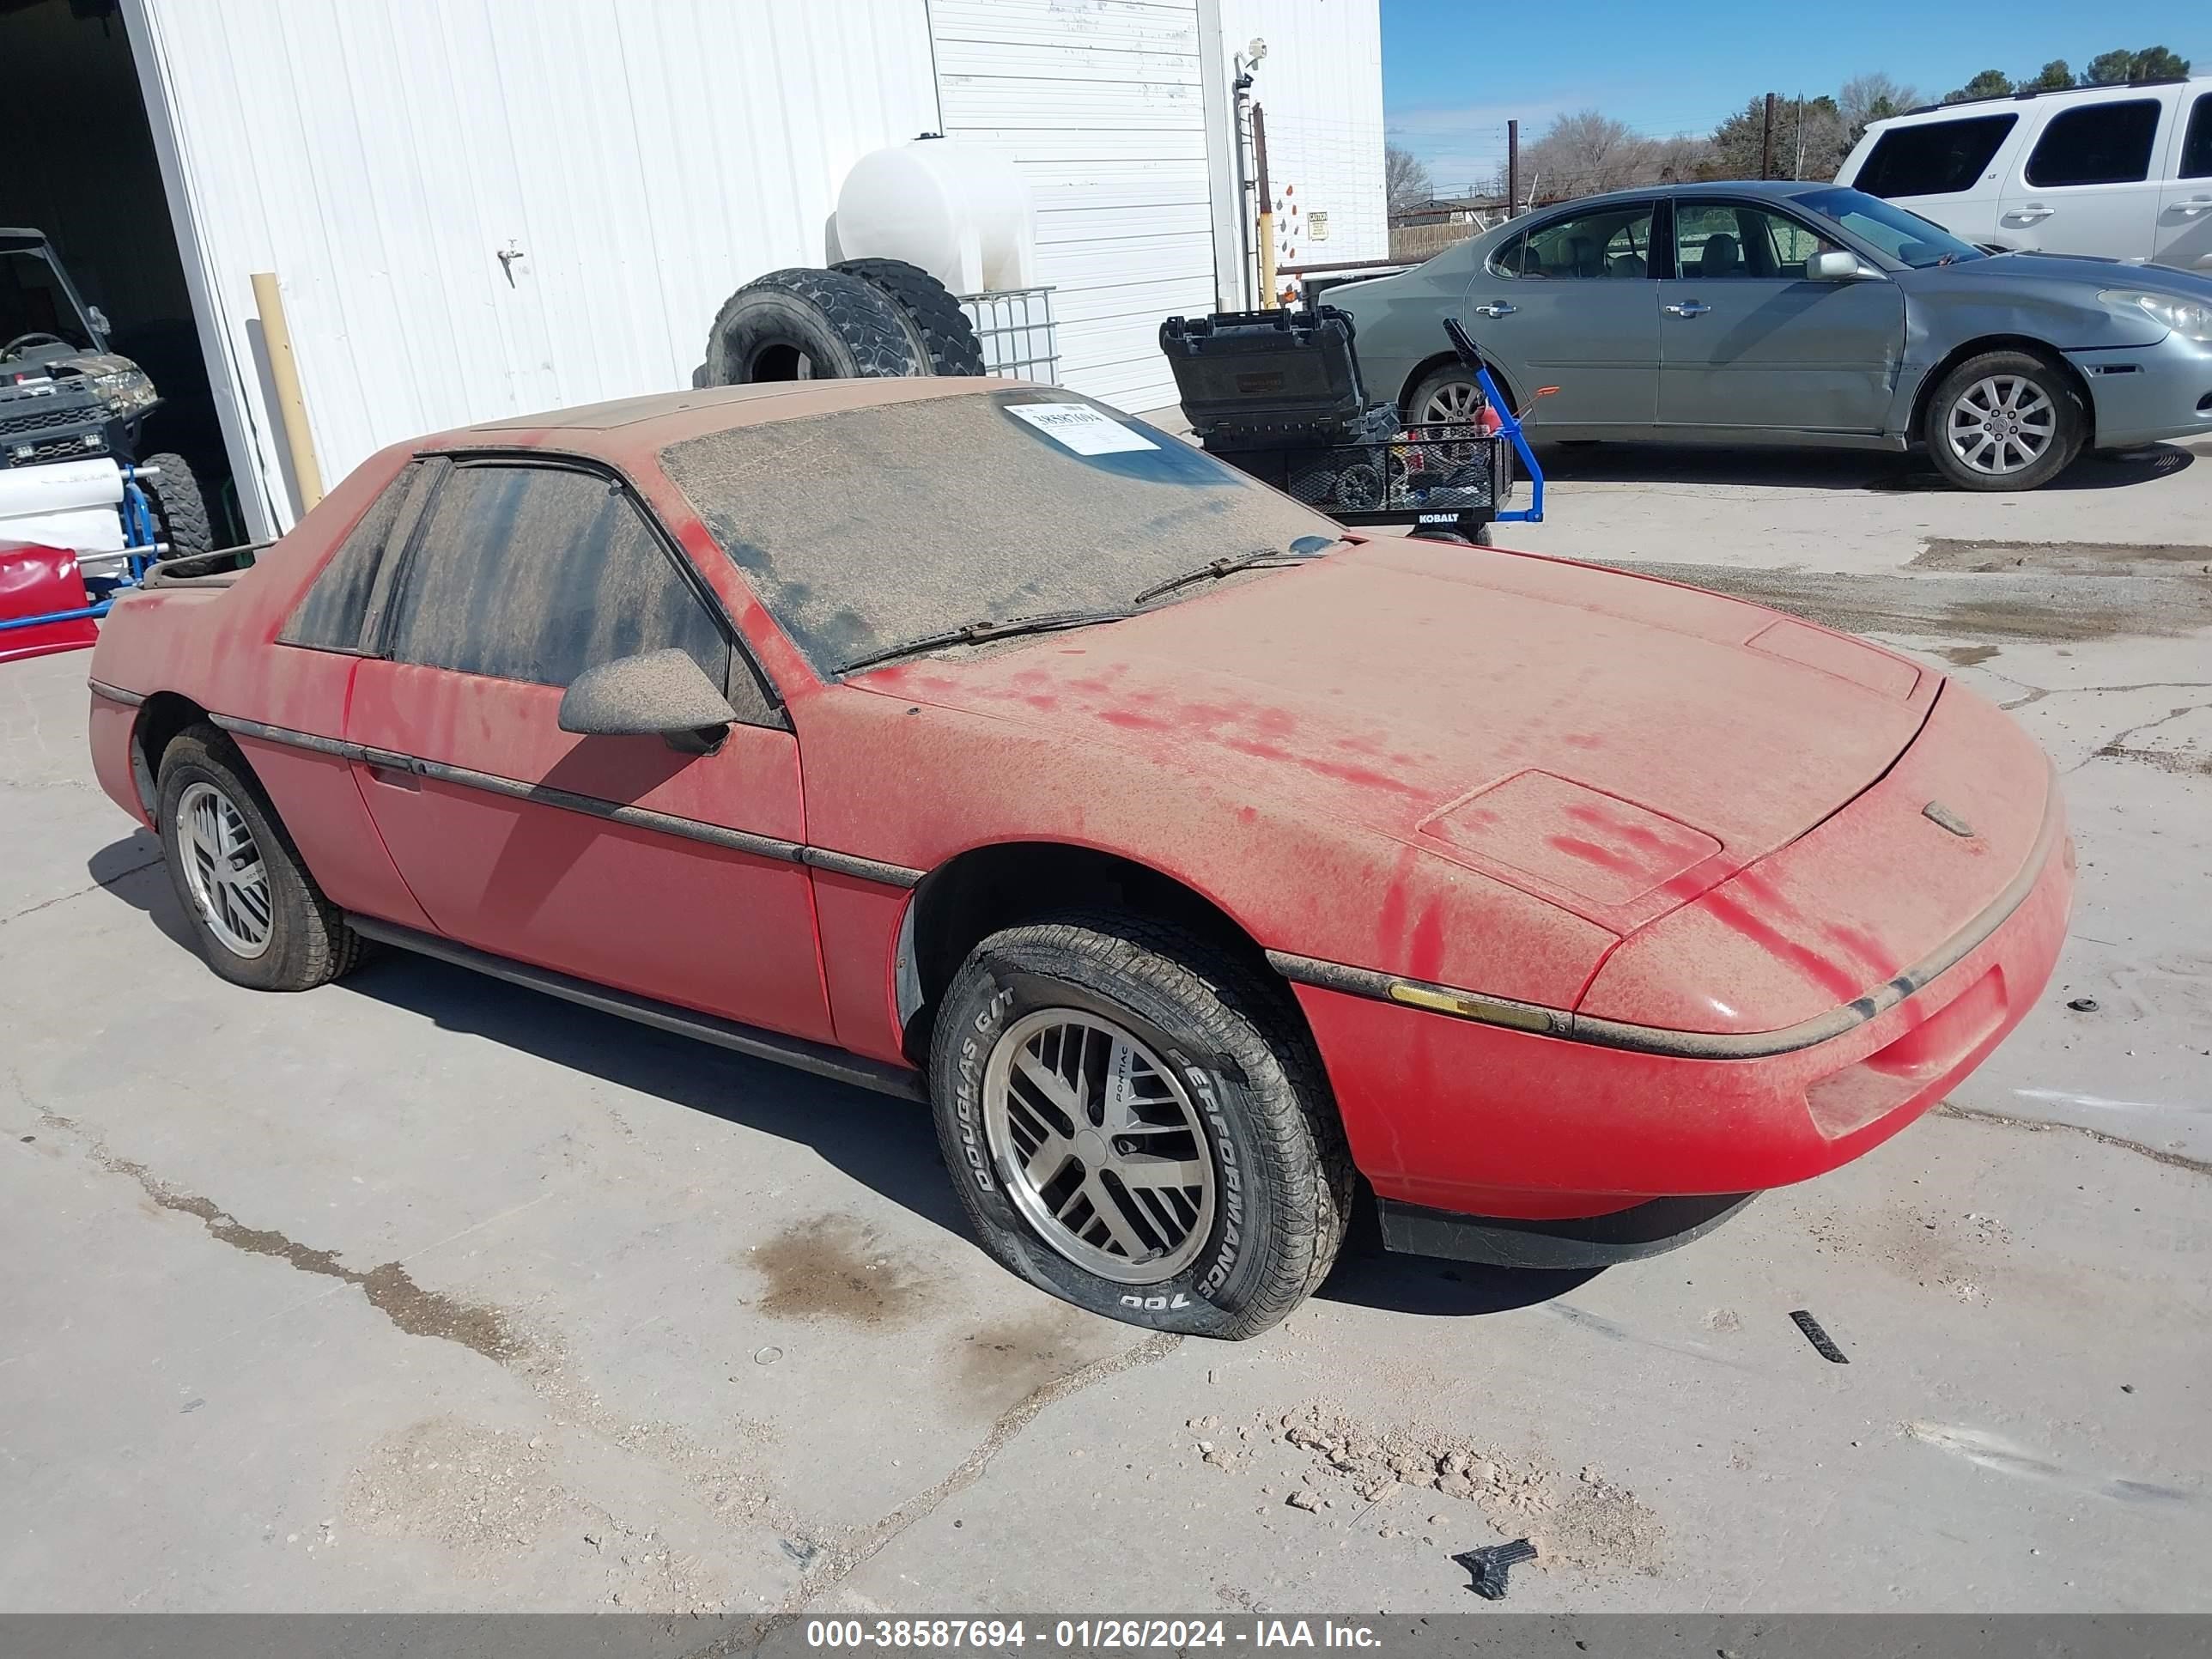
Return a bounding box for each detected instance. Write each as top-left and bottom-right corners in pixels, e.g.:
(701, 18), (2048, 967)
(1075, 1128), (1110, 1167)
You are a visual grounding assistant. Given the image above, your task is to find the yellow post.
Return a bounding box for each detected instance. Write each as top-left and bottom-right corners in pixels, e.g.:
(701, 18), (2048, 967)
(1253, 104), (1276, 307)
(250, 271), (324, 513)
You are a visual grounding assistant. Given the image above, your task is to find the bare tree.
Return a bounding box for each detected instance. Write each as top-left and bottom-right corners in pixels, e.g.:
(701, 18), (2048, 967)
(1516, 111), (1706, 203)
(1708, 94), (1850, 181)
(1385, 144), (1435, 214)
(1839, 71), (1919, 141)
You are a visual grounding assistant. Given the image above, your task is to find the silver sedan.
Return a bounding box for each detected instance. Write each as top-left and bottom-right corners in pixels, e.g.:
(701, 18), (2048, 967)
(1331, 181), (2212, 489)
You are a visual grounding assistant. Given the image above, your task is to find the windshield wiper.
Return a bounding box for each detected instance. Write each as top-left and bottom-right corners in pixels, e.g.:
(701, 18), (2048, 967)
(835, 609), (1131, 676)
(1132, 546), (1322, 606)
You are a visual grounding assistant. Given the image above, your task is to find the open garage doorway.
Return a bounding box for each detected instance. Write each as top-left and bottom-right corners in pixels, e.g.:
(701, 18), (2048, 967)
(0, 0), (240, 545)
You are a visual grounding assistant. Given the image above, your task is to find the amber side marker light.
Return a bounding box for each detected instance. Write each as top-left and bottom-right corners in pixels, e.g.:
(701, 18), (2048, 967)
(1386, 981), (1556, 1033)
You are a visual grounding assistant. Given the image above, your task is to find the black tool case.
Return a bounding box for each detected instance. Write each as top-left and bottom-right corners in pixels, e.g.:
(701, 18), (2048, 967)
(1158, 305), (1498, 538)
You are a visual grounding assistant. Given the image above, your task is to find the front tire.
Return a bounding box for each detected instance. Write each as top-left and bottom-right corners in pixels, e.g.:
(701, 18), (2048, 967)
(139, 451), (213, 556)
(929, 915), (1352, 1340)
(157, 726), (362, 991)
(1923, 349), (2085, 491)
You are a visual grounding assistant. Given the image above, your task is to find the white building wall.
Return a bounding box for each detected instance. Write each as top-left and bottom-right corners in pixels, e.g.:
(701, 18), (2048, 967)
(927, 0), (1218, 412)
(129, 0), (940, 534)
(1217, 0), (1389, 288)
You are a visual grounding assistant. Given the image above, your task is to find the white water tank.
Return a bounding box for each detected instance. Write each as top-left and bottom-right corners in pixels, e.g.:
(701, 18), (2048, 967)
(835, 137), (1039, 295)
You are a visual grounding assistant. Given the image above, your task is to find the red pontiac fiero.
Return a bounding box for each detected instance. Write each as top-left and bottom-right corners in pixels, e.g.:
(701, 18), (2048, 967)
(86, 380), (2071, 1338)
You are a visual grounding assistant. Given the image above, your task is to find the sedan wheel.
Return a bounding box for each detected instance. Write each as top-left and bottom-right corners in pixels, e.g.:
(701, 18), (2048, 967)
(983, 1008), (1216, 1285)
(1946, 375), (2056, 478)
(156, 723), (364, 991)
(929, 913), (1352, 1339)
(1924, 349), (2084, 491)
(1418, 377), (1481, 423)
(176, 780), (273, 957)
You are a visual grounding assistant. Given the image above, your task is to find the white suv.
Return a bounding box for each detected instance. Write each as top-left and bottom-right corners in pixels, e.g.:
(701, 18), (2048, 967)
(1836, 77), (2212, 271)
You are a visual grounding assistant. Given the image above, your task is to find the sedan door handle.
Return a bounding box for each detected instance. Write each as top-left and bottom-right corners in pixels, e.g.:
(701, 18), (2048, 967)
(1662, 301), (1710, 319)
(1472, 301), (1516, 319)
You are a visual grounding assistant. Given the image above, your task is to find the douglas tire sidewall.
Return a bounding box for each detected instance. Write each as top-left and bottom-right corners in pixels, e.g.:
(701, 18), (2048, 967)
(937, 957), (1279, 1339)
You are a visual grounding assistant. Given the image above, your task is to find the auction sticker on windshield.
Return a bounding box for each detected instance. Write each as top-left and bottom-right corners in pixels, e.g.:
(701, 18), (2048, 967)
(1005, 402), (1158, 455)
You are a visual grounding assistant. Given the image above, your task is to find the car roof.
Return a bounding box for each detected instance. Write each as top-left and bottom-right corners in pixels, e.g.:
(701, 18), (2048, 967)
(1874, 73), (2207, 125)
(1509, 179), (1842, 216)
(424, 375), (1029, 460)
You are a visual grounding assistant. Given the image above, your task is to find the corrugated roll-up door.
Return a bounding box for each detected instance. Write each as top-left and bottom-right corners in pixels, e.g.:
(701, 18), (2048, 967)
(928, 0), (1217, 413)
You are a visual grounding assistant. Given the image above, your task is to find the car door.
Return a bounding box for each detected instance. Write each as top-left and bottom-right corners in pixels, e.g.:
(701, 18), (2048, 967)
(1996, 93), (2170, 260)
(1462, 199), (1662, 431)
(1657, 199), (1905, 436)
(344, 454), (835, 1042)
(2154, 88), (2212, 272)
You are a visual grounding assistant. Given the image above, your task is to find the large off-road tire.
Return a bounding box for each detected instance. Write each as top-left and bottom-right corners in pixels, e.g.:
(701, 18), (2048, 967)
(834, 257), (987, 376)
(930, 913), (1353, 1340)
(156, 725), (363, 992)
(139, 451), (213, 556)
(1923, 349), (2086, 492)
(702, 268), (923, 384)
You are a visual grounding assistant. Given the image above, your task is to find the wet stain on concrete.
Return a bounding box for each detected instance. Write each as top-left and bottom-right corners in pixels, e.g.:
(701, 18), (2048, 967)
(1592, 559), (2212, 643)
(46, 1113), (523, 1364)
(745, 1213), (940, 1328)
(1940, 644), (2000, 666)
(1912, 539), (2212, 574)
(951, 1306), (1122, 1415)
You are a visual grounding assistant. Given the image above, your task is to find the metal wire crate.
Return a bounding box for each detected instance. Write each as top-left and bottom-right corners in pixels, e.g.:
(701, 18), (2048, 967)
(959, 286), (1059, 383)
(1225, 421), (1505, 522)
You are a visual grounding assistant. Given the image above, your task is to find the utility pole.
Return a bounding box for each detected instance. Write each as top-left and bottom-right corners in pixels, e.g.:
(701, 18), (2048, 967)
(1253, 104), (1275, 308)
(1791, 93), (1806, 179)
(1506, 118), (1520, 218)
(1759, 92), (1777, 180)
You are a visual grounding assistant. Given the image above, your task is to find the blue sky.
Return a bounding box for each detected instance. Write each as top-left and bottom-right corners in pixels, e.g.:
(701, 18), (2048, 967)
(1383, 0), (2212, 190)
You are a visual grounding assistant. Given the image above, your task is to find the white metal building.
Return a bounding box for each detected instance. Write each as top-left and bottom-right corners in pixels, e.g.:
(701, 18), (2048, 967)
(2, 0), (1383, 542)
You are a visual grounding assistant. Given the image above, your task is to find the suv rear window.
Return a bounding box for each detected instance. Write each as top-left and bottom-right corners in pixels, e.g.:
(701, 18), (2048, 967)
(1856, 113), (2016, 197)
(2025, 99), (2161, 187)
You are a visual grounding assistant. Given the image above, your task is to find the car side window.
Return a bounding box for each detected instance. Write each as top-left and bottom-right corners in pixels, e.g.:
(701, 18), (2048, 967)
(1673, 204), (1836, 279)
(2025, 100), (2162, 188)
(279, 460), (422, 652)
(382, 462), (774, 723)
(1493, 204), (1656, 278)
(2182, 94), (2212, 179)
(1856, 114), (2016, 198)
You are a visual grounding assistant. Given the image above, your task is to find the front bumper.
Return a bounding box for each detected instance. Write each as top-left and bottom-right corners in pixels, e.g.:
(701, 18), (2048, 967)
(2069, 335), (2212, 449)
(1287, 795), (2074, 1224)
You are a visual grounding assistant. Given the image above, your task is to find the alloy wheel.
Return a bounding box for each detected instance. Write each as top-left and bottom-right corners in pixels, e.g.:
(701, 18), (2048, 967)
(1946, 375), (2056, 477)
(176, 781), (273, 958)
(982, 1008), (1217, 1285)
(1419, 379), (1481, 423)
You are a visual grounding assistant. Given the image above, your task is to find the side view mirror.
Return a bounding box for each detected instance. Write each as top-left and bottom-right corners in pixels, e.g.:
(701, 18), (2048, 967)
(558, 649), (738, 755)
(1806, 250), (1869, 281)
(87, 305), (112, 337)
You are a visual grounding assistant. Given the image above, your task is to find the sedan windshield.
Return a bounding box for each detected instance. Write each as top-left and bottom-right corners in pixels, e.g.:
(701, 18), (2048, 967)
(660, 388), (1342, 677)
(1795, 187), (1985, 269)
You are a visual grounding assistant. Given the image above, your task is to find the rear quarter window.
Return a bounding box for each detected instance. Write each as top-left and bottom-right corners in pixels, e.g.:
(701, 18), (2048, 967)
(2180, 93), (2212, 179)
(279, 460), (420, 652)
(1856, 113), (2017, 198)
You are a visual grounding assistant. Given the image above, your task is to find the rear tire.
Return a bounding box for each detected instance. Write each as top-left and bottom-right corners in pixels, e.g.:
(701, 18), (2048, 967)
(929, 913), (1352, 1340)
(1923, 349), (2085, 492)
(834, 258), (986, 376)
(139, 451), (213, 556)
(702, 268), (923, 385)
(157, 725), (362, 992)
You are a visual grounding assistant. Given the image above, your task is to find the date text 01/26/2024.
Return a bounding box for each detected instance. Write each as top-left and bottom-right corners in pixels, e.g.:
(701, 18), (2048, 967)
(804, 1620), (1384, 1650)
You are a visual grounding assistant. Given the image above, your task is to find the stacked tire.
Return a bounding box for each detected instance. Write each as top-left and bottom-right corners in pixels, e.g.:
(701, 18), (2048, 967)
(702, 259), (984, 386)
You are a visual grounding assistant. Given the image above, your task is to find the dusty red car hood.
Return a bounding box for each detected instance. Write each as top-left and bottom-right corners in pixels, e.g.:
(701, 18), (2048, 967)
(868, 537), (1931, 930)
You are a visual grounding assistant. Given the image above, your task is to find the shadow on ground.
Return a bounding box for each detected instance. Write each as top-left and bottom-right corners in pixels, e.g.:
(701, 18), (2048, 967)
(87, 831), (1598, 1326)
(1528, 441), (2192, 493)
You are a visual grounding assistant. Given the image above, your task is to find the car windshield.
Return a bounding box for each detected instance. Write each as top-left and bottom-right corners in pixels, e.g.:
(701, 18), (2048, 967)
(1794, 187), (1985, 269)
(659, 387), (1342, 677)
(0, 246), (96, 351)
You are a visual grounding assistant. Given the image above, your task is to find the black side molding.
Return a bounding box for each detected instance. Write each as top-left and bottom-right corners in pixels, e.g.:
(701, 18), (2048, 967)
(1376, 1192), (1756, 1271)
(346, 915), (927, 1102)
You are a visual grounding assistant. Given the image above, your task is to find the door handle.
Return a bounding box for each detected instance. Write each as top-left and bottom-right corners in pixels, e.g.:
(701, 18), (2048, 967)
(2004, 205), (2055, 224)
(1663, 301), (1710, 318)
(2176, 199), (2212, 217)
(1472, 301), (1516, 319)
